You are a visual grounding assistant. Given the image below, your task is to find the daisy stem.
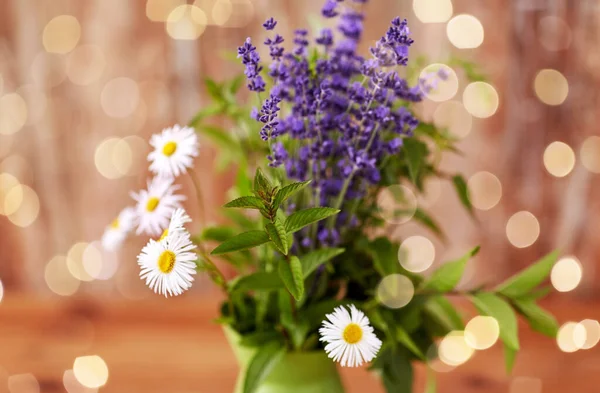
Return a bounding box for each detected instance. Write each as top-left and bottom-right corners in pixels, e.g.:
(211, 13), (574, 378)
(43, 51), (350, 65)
(188, 168), (207, 225)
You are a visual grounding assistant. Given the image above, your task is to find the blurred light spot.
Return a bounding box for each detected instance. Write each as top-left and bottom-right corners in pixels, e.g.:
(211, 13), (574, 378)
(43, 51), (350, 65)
(412, 0), (453, 23)
(551, 256), (582, 293)
(464, 316), (499, 350)
(67, 45), (106, 86)
(7, 374), (39, 393)
(543, 141), (575, 177)
(557, 321), (586, 352)
(580, 319), (600, 350)
(0, 279), (3, 303)
(45, 255), (80, 296)
(467, 171), (502, 211)
(17, 85), (47, 126)
(462, 82), (499, 118)
(73, 356), (109, 388)
(506, 211), (540, 248)
(0, 173), (19, 215)
(580, 136), (600, 174)
(123, 136), (148, 176)
(211, 0), (233, 25)
(509, 377), (542, 393)
(426, 343), (455, 373)
(376, 185), (417, 224)
(83, 242), (117, 280)
(7, 185), (40, 227)
(1, 155), (33, 185)
(166, 5), (207, 40)
(101, 77), (139, 118)
(398, 236), (435, 273)
(433, 101), (472, 139)
(146, 0), (185, 21)
(538, 16), (571, 51)
(534, 69), (568, 106)
(446, 14), (484, 49)
(63, 370), (98, 393)
(43, 15), (81, 54)
(213, 0), (253, 28)
(67, 243), (95, 282)
(0, 93), (28, 135)
(377, 274), (414, 309)
(438, 331), (474, 366)
(3, 184), (24, 216)
(419, 64), (458, 102)
(95, 137), (132, 179)
(31, 52), (67, 87)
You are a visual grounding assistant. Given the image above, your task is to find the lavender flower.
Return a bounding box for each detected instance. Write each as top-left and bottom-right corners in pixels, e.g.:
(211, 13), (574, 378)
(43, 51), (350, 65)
(237, 38), (265, 92)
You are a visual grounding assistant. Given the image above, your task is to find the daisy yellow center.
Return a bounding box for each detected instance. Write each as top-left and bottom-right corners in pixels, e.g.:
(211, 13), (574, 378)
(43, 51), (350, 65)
(343, 323), (363, 344)
(146, 197), (160, 212)
(110, 218), (119, 229)
(158, 250), (176, 273)
(159, 229), (169, 241)
(162, 141), (178, 157)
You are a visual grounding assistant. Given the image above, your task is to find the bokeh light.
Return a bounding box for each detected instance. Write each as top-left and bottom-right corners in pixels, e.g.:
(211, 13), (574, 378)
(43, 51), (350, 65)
(543, 141), (575, 177)
(67, 45), (107, 86)
(462, 82), (499, 118)
(73, 356), (109, 388)
(551, 256), (582, 293)
(67, 243), (95, 282)
(538, 16), (572, 52)
(433, 101), (472, 139)
(464, 316), (500, 350)
(580, 319), (600, 350)
(6, 185), (40, 228)
(398, 236), (435, 273)
(426, 344), (455, 373)
(210, 0), (253, 28)
(63, 370), (98, 393)
(446, 14), (484, 49)
(0, 92), (28, 135)
(31, 52), (68, 87)
(506, 211), (540, 248)
(534, 69), (568, 106)
(557, 321), (586, 353)
(0, 173), (20, 215)
(210, 0), (233, 25)
(43, 15), (81, 54)
(376, 185), (417, 224)
(95, 137), (133, 179)
(580, 136), (600, 174)
(377, 274), (414, 309)
(146, 0), (185, 21)
(45, 255), (80, 296)
(7, 374), (39, 393)
(83, 242), (118, 280)
(467, 171), (502, 211)
(123, 135), (148, 176)
(166, 5), (207, 40)
(101, 77), (140, 118)
(412, 0), (453, 23)
(438, 331), (475, 366)
(419, 64), (459, 102)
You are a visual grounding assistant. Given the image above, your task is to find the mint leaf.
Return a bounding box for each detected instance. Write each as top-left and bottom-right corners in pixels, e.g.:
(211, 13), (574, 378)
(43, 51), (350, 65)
(243, 341), (285, 393)
(265, 218), (289, 255)
(495, 250), (559, 298)
(452, 175), (473, 215)
(513, 299), (558, 338)
(229, 272), (282, 292)
(224, 196), (265, 210)
(273, 180), (311, 209)
(421, 247), (480, 292)
(284, 207), (340, 234)
(470, 293), (519, 351)
(278, 256), (304, 301)
(300, 248), (345, 278)
(211, 230), (270, 255)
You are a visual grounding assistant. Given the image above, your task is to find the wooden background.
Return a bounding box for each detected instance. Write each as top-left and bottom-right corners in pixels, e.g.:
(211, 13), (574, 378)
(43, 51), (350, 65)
(1, 0), (599, 392)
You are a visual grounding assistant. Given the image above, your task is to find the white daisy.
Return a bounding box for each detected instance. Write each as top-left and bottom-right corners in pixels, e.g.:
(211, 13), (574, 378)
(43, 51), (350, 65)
(158, 208), (192, 242)
(137, 230), (197, 297)
(319, 305), (382, 367)
(148, 125), (199, 178)
(101, 207), (137, 252)
(131, 177), (185, 236)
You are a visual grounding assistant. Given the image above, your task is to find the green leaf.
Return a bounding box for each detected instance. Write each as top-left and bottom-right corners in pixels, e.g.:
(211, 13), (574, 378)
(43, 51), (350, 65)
(504, 344), (517, 374)
(403, 138), (429, 183)
(199, 226), (237, 242)
(413, 208), (445, 240)
(425, 369), (436, 393)
(513, 299), (558, 338)
(284, 207), (340, 234)
(265, 219), (289, 255)
(204, 78), (223, 101)
(452, 175), (473, 214)
(424, 296), (465, 332)
(518, 286), (552, 301)
(228, 74), (245, 94)
(199, 125), (239, 151)
(272, 180), (311, 209)
(254, 167), (273, 196)
(495, 250), (559, 298)
(359, 237), (401, 277)
(243, 341), (285, 393)
(471, 293), (519, 351)
(240, 331), (283, 347)
(229, 272), (282, 292)
(371, 346), (413, 393)
(395, 325), (426, 360)
(278, 257), (304, 301)
(188, 104), (224, 127)
(300, 248), (345, 278)
(211, 230), (270, 255)
(421, 247), (480, 292)
(224, 196), (265, 210)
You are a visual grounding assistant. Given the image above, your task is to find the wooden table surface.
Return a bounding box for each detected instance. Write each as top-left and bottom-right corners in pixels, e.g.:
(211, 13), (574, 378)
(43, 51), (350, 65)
(0, 295), (598, 393)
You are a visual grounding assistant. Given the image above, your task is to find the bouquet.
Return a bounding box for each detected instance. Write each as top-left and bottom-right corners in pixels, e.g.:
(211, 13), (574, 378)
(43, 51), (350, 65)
(101, 1), (561, 392)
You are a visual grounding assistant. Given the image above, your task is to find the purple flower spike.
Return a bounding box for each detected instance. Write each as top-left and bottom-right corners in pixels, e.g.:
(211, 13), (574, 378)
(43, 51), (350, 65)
(263, 17), (277, 30)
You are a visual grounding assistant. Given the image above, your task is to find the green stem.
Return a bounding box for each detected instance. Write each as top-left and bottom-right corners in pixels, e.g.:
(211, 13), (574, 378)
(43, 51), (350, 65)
(188, 167), (206, 225)
(327, 168), (357, 229)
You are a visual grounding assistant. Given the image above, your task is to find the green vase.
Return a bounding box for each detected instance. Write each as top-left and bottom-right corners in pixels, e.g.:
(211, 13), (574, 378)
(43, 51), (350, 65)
(223, 326), (345, 393)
